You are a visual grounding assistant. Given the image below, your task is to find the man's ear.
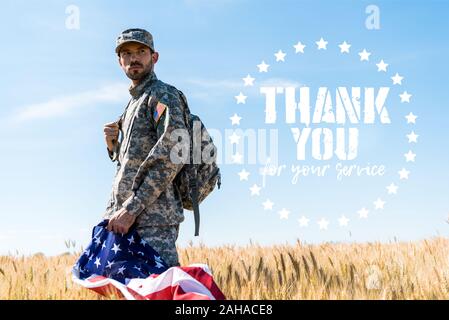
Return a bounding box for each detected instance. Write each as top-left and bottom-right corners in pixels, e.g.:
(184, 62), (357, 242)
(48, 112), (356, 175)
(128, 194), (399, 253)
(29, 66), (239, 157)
(118, 56), (123, 68)
(152, 51), (159, 64)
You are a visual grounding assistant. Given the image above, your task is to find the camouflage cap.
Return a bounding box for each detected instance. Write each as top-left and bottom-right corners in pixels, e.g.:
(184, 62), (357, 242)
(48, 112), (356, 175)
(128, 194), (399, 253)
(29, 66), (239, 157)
(115, 28), (154, 54)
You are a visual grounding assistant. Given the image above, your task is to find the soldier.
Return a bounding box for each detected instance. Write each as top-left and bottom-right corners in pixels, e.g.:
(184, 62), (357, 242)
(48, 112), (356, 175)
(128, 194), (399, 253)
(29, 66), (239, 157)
(102, 28), (189, 267)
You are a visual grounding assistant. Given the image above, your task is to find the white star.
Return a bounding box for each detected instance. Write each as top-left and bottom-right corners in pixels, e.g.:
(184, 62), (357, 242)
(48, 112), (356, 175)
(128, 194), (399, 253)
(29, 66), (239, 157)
(338, 215), (350, 227)
(88, 254), (93, 261)
(338, 41), (351, 53)
(298, 216), (310, 227)
(274, 49), (286, 62)
(404, 150), (417, 162)
(230, 113), (242, 126)
(257, 60), (270, 72)
(242, 74), (255, 87)
(317, 218), (329, 230)
(407, 131), (419, 143)
(405, 112), (418, 124)
(391, 73), (404, 85)
(232, 152), (243, 164)
(249, 184), (261, 196)
(293, 41), (306, 53)
(94, 257), (101, 268)
(111, 243), (121, 254)
(117, 266), (126, 275)
(358, 49), (371, 61)
(106, 260), (114, 269)
(278, 208), (290, 220)
(154, 255), (164, 263)
(358, 208), (369, 219)
(83, 249), (90, 257)
(234, 92), (247, 104)
(374, 198), (386, 210)
(101, 242), (106, 250)
(386, 183), (399, 195)
(399, 91), (412, 103)
(262, 199), (274, 210)
(155, 261), (165, 269)
(127, 235), (135, 245)
(398, 168), (410, 180)
(94, 237), (101, 246)
(229, 132), (240, 144)
(238, 169), (250, 181)
(316, 37), (328, 50)
(376, 59), (388, 72)
(133, 265), (142, 272)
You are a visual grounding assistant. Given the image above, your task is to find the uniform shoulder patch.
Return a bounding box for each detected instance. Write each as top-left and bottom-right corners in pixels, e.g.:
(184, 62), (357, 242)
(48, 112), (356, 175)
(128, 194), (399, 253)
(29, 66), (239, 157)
(153, 102), (167, 124)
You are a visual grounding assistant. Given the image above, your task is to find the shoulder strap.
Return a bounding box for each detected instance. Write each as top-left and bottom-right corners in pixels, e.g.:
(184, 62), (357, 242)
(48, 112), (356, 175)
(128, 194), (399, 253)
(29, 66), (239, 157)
(177, 89), (201, 237)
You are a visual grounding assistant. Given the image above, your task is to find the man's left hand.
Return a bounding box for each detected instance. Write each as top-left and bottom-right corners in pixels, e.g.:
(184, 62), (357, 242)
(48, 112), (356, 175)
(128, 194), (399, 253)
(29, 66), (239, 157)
(107, 208), (137, 235)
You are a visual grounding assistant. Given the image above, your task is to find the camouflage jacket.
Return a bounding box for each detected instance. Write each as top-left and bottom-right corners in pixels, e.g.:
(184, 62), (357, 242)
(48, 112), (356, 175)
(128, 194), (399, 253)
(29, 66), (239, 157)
(103, 70), (187, 226)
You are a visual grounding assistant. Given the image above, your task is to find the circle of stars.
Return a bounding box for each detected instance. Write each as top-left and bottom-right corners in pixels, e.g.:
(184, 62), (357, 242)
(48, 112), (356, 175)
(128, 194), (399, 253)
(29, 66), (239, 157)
(229, 37), (418, 231)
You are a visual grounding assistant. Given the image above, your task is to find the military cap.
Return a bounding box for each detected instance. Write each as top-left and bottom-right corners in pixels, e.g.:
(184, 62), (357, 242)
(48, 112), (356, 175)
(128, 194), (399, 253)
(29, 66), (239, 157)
(115, 28), (154, 54)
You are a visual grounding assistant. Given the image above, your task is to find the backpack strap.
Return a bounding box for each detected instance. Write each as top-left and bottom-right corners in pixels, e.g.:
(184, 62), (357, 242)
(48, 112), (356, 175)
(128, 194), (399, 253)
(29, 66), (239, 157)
(177, 89), (201, 237)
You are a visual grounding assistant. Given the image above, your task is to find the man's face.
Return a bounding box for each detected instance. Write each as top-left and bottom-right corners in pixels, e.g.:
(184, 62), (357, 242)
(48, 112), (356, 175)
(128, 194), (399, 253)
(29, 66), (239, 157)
(118, 42), (158, 81)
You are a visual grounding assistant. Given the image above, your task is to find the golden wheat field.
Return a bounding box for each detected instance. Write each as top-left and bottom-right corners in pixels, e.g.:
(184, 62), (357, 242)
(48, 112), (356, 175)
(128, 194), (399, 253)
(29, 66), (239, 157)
(1, 237), (449, 300)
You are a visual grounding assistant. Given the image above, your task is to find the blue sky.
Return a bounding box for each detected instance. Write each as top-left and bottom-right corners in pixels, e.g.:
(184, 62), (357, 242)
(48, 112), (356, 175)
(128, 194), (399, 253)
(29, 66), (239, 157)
(0, 0), (448, 256)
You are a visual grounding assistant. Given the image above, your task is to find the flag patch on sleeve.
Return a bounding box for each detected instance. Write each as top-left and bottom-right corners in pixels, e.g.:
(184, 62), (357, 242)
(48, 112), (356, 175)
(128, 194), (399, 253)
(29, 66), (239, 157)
(153, 102), (167, 124)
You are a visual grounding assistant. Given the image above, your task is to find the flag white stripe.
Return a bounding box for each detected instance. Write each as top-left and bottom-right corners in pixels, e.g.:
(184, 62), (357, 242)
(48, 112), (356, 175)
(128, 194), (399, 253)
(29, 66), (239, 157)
(127, 265), (215, 300)
(72, 274), (137, 300)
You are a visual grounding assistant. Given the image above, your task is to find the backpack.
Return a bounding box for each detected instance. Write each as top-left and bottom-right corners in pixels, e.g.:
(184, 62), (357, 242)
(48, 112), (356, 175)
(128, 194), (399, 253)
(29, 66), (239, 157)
(174, 90), (221, 236)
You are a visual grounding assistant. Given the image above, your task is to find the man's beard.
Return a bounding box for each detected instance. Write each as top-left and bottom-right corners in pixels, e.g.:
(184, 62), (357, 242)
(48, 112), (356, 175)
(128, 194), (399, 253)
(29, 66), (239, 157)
(125, 61), (153, 81)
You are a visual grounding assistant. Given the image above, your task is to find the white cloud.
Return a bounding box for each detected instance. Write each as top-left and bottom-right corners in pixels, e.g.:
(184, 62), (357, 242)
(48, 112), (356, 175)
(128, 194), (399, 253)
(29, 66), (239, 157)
(10, 82), (129, 123)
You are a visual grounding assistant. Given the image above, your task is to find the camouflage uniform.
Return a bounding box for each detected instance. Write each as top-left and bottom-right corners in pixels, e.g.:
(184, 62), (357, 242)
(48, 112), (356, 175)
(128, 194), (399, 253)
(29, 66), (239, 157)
(104, 29), (187, 267)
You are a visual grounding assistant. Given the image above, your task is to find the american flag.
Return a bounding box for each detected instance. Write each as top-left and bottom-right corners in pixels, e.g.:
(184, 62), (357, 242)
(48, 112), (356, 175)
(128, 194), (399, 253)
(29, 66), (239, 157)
(72, 220), (225, 300)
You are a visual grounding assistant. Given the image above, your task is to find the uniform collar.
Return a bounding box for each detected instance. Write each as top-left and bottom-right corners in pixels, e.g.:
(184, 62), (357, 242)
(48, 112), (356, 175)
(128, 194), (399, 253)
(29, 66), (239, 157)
(129, 70), (158, 98)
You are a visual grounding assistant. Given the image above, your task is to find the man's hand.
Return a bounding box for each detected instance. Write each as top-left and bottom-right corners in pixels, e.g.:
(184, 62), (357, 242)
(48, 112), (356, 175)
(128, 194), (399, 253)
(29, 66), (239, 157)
(104, 121), (120, 152)
(107, 207), (137, 235)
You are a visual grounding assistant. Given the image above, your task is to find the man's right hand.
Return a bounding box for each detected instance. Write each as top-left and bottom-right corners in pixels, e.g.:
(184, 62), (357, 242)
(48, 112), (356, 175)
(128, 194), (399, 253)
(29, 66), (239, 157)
(104, 121), (120, 151)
